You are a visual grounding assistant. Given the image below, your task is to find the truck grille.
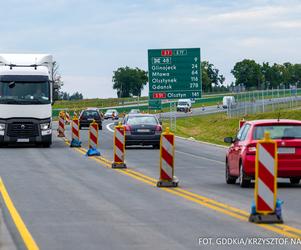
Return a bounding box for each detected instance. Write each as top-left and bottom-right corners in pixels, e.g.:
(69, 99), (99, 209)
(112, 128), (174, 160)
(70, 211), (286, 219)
(7, 123), (39, 138)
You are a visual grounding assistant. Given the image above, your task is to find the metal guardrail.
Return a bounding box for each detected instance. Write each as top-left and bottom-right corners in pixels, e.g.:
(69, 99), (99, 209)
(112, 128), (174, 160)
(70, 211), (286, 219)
(227, 88), (301, 117)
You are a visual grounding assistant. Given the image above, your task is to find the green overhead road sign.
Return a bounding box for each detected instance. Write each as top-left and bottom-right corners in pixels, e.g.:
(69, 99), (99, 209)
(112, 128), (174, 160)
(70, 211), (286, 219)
(148, 48), (201, 100)
(148, 99), (162, 110)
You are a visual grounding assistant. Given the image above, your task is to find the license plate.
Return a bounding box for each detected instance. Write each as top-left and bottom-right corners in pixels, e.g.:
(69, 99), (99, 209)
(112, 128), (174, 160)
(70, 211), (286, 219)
(87, 118), (93, 121)
(137, 129), (150, 133)
(278, 147), (295, 154)
(17, 138), (29, 143)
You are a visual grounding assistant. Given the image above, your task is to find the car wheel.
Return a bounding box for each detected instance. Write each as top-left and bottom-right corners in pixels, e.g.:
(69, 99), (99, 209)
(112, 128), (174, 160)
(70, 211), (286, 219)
(153, 144), (160, 149)
(290, 178), (300, 185)
(238, 163), (251, 188)
(225, 161), (237, 184)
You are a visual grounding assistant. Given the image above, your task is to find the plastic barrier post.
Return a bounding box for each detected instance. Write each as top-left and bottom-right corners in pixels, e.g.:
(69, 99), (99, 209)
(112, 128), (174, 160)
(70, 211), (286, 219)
(70, 115), (82, 147)
(112, 123), (126, 169)
(239, 118), (246, 128)
(57, 112), (65, 137)
(65, 112), (70, 125)
(157, 127), (179, 187)
(86, 120), (100, 156)
(249, 132), (283, 224)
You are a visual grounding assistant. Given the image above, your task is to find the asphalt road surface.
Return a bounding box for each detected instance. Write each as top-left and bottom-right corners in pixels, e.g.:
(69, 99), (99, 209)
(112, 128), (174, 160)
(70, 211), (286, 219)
(0, 120), (300, 249)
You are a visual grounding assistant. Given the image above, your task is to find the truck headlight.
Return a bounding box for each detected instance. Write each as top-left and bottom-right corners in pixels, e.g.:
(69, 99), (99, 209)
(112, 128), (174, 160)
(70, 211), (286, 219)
(40, 123), (51, 130)
(0, 123), (5, 131)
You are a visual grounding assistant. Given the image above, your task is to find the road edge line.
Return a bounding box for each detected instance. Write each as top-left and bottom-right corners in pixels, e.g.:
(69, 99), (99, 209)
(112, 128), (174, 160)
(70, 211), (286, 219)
(175, 135), (228, 149)
(0, 177), (39, 250)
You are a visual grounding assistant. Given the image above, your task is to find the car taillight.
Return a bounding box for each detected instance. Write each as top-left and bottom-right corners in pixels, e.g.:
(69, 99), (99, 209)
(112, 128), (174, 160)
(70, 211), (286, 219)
(246, 144), (257, 155)
(125, 125), (131, 135)
(155, 125), (162, 134)
(155, 125), (162, 132)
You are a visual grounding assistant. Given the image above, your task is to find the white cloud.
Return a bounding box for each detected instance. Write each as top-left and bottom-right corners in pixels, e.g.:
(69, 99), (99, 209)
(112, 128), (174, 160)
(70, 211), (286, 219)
(1, 0), (300, 96)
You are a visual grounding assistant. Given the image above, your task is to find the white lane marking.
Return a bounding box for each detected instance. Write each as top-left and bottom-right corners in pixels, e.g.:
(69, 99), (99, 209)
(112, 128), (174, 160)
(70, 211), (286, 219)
(106, 123), (114, 133)
(175, 150), (224, 165)
(175, 136), (228, 149)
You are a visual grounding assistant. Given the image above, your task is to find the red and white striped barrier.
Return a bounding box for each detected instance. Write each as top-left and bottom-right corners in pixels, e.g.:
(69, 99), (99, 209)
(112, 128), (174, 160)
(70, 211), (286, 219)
(89, 121), (99, 149)
(239, 118), (246, 128)
(157, 127), (179, 187)
(65, 112), (70, 125)
(112, 123), (126, 168)
(86, 120), (100, 156)
(58, 112), (65, 137)
(249, 131), (283, 223)
(70, 115), (81, 147)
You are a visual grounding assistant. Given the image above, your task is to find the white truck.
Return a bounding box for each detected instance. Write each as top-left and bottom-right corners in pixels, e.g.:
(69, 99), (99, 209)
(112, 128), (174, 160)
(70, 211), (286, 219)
(0, 54), (54, 147)
(177, 99), (192, 112)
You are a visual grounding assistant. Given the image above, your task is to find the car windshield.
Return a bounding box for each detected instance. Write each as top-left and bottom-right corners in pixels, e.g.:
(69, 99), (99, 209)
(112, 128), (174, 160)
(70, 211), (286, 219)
(253, 125), (301, 140)
(0, 81), (50, 104)
(82, 111), (100, 119)
(127, 116), (158, 125)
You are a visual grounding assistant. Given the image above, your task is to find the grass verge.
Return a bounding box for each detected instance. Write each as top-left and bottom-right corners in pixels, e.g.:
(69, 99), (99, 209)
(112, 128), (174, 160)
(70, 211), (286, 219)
(163, 109), (301, 146)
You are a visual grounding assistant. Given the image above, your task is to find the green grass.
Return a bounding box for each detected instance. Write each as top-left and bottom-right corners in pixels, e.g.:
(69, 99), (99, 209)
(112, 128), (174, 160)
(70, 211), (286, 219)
(163, 109), (301, 146)
(53, 97), (148, 109)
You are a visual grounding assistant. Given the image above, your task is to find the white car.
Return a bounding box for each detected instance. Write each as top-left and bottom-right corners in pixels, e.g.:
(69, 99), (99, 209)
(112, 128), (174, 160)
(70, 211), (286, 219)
(104, 109), (119, 120)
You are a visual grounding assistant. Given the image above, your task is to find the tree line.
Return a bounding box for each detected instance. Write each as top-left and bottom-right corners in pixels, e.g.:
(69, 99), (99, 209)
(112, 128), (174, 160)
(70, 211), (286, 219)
(231, 60), (301, 90)
(59, 91), (84, 100)
(112, 60), (301, 97)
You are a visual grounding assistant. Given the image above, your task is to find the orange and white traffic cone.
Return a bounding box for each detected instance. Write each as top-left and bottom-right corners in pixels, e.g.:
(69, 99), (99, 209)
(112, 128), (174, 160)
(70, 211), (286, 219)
(157, 127), (179, 187)
(58, 112), (65, 137)
(112, 123), (126, 168)
(70, 115), (81, 147)
(249, 132), (283, 223)
(86, 120), (100, 156)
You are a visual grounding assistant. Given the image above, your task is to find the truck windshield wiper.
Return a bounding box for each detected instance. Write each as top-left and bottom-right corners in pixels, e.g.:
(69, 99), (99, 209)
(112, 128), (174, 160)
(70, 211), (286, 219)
(0, 99), (20, 104)
(29, 100), (48, 104)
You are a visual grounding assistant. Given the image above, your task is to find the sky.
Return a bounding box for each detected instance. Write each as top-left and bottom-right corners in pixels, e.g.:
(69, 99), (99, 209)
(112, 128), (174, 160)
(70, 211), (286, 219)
(0, 0), (300, 98)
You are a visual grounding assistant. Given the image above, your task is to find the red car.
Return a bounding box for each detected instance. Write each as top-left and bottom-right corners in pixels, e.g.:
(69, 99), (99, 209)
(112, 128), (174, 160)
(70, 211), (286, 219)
(224, 119), (301, 187)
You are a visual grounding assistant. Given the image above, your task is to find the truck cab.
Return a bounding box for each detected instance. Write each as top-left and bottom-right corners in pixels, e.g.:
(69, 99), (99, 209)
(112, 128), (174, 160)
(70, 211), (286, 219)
(222, 96), (236, 109)
(177, 99), (192, 112)
(0, 54), (53, 147)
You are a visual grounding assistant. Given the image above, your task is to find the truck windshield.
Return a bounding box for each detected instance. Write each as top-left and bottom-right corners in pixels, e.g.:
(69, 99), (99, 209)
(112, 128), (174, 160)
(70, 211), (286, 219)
(0, 81), (50, 104)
